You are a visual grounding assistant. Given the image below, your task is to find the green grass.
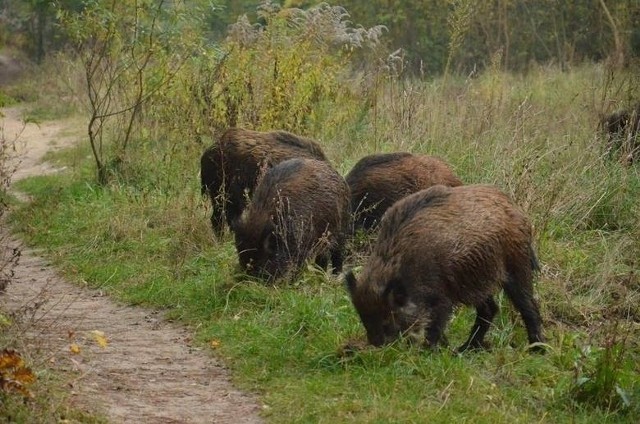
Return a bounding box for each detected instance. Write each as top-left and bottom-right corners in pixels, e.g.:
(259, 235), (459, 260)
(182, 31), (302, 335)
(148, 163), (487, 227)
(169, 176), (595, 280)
(6, 62), (640, 422)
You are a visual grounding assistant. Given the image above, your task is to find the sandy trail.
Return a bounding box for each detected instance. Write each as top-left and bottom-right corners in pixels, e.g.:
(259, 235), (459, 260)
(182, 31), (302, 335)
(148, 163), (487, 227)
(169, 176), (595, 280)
(0, 107), (263, 423)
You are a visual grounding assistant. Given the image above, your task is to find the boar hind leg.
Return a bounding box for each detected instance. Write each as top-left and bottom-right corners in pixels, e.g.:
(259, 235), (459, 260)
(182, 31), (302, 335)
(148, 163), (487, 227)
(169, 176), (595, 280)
(424, 296), (453, 349)
(458, 296), (498, 352)
(315, 254), (329, 271)
(210, 197), (226, 237)
(504, 275), (545, 352)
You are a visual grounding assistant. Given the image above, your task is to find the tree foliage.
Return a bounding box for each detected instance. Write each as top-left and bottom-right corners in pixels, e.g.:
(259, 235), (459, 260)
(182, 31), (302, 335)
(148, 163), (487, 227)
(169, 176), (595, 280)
(59, 0), (205, 184)
(338, 0), (640, 74)
(0, 0), (84, 62)
(3, 0), (638, 184)
(147, 1), (387, 148)
(3, 1), (638, 72)
(248, 0), (640, 75)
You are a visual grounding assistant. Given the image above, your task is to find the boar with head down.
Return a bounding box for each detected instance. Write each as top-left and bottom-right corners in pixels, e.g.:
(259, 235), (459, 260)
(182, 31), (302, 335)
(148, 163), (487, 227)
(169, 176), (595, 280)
(345, 152), (462, 231)
(233, 158), (350, 280)
(346, 184), (544, 352)
(200, 128), (327, 236)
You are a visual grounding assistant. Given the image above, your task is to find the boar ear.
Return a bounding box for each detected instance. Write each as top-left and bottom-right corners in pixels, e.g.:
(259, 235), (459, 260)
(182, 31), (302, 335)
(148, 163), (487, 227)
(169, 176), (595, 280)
(384, 278), (408, 307)
(344, 270), (358, 295)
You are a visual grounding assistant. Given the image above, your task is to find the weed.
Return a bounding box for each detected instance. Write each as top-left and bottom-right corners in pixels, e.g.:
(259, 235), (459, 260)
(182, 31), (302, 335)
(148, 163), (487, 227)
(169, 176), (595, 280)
(570, 322), (634, 413)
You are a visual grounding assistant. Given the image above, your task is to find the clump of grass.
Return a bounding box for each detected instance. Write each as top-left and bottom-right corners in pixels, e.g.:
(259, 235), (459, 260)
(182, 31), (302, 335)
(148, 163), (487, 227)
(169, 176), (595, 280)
(0, 90), (17, 108)
(569, 322), (634, 413)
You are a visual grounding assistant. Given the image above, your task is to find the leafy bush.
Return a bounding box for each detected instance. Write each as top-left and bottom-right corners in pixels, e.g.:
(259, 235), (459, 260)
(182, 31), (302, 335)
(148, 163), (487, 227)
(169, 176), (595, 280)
(148, 2), (387, 144)
(59, 0), (206, 184)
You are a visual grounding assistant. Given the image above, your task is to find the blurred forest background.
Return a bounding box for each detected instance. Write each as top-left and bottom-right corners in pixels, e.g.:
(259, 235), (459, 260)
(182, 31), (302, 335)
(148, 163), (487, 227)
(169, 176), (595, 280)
(2, 0), (639, 72)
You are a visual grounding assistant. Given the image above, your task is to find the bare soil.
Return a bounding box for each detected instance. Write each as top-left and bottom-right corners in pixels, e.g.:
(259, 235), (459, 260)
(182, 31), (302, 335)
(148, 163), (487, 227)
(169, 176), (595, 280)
(0, 106), (264, 423)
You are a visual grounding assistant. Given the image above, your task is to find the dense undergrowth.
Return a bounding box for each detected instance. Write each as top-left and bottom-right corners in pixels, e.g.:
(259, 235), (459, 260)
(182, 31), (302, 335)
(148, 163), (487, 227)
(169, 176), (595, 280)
(3, 3), (640, 422)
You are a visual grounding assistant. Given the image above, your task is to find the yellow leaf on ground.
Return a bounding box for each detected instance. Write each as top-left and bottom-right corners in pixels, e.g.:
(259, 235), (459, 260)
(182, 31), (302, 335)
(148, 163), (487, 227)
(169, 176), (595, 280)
(0, 349), (36, 398)
(1, 379), (34, 398)
(0, 349), (24, 370)
(91, 330), (108, 348)
(210, 339), (221, 349)
(12, 366), (36, 384)
(69, 343), (81, 354)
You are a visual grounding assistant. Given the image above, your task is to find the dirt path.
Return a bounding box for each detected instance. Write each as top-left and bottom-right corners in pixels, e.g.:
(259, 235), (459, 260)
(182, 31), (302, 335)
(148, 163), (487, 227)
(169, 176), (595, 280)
(0, 107), (264, 423)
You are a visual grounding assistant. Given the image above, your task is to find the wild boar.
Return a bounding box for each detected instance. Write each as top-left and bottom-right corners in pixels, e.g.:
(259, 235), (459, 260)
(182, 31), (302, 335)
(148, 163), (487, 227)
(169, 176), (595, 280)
(600, 103), (640, 164)
(200, 128), (327, 236)
(346, 184), (545, 352)
(233, 158), (350, 280)
(345, 152), (462, 231)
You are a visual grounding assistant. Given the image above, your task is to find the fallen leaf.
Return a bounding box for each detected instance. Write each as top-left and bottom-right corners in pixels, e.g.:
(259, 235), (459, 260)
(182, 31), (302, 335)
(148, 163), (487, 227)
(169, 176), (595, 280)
(210, 339), (221, 349)
(0, 349), (36, 398)
(91, 330), (108, 348)
(12, 366), (36, 384)
(69, 344), (81, 354)
(0, 349), (24, 370)
(1, 379), (34, 398)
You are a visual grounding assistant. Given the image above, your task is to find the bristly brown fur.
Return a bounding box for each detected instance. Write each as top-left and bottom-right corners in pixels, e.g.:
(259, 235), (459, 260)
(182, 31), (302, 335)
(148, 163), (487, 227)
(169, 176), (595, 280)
(200, 128), (328, 236)
(233, 158), (350, 281)
(347, 184), (545, 352)
(345, 152), (462, 231)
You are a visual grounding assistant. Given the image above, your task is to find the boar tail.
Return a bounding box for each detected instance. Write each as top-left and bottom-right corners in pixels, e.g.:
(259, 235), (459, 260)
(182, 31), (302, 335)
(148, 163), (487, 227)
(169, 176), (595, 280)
(529, 243), (540, 273)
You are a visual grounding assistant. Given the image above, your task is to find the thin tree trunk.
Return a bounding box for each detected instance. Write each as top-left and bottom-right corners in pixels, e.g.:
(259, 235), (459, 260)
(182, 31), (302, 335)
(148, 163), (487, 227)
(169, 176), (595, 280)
(599, 0), (624, 68)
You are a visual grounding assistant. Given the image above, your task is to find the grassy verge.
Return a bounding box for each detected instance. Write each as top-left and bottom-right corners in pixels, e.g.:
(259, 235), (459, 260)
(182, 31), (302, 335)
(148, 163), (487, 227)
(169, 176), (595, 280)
(0, 52), (104, 421)
(8, 63), (640, 423)
(0, 334), (107, 424)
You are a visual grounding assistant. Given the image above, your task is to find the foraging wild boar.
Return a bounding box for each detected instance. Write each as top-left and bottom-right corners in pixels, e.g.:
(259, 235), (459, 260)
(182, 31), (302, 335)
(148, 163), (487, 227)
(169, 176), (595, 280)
(200, 128), (327, 236)
(345, 152), (462, 231)
(346, 184), (545, 352)
(600, 103), (640, 164)
(233, 158), (350, 280)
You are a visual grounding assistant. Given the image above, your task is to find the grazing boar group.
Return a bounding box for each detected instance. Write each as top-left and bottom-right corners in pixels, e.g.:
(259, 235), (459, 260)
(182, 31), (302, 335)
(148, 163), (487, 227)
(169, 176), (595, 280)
(200, 128), (327, 236)
(199, 127), (545, 354)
